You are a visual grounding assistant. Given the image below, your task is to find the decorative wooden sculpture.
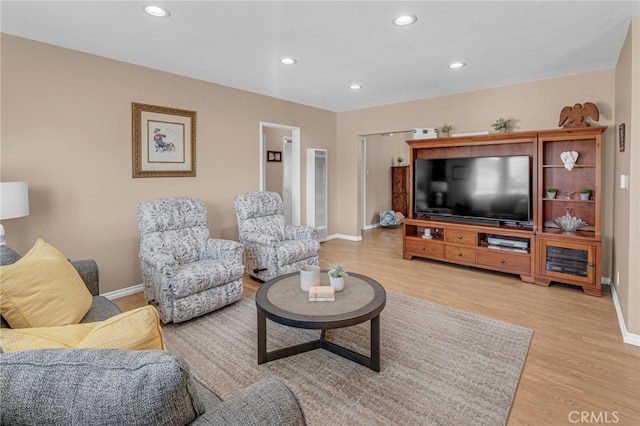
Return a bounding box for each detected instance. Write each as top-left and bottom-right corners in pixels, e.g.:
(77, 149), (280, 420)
(558, 102), (600, 128)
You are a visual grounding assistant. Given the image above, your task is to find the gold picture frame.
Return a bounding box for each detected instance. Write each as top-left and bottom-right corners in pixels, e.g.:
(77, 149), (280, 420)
(132, 102), (196, 178)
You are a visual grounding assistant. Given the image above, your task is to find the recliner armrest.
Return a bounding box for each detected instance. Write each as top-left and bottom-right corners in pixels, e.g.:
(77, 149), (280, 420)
(139, 251), (178, 276)
(203, 239), (243, 264)
(285, 225), (318, 241)
(241, 233), (280, 249)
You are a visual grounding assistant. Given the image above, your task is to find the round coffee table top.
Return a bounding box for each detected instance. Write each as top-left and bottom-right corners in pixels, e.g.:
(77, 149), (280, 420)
(255, 271), (386, 329)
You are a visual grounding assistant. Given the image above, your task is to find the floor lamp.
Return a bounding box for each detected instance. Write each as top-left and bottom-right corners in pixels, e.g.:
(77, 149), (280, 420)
(0, 181), (30, 246)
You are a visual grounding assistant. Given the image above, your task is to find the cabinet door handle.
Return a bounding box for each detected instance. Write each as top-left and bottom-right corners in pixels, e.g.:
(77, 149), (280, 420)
(457, 252), (463, 256)
(589, 262), (595, 267)
(421, 247), (426, 251)
(500, 259), (506, 264)
(457, 235), (463, 240)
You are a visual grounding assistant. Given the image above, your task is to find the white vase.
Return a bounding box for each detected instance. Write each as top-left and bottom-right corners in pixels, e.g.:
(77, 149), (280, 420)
(580, 193), (590, 200)
(329, 276), (345, 292)
(547, 191), (557, 199)
(300, 265), (320, 292)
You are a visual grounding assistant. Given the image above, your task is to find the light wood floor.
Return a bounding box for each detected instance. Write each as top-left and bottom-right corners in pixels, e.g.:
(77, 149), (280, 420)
(113, 227), (640, 425)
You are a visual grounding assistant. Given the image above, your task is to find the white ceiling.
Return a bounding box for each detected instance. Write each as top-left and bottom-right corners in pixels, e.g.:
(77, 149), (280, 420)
(1, 1), (639, 112)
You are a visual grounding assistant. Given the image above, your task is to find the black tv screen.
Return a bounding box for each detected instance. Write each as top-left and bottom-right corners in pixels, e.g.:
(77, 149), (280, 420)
(414, 155), (532, 225)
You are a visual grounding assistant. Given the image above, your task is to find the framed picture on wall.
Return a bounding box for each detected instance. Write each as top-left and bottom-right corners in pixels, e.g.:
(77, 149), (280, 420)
(132, 102), (196, 177)
(267, 150), (282, 162)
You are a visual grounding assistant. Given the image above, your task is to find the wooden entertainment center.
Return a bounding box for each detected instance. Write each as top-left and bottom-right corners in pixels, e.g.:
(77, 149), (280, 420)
(403, 127), (606, 296)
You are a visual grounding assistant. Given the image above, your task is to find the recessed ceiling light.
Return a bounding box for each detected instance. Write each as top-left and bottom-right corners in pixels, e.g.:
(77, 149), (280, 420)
(143, 5), (170, 18)
(393, 15), (417, 26)
(349, 84), (363, 90)
(280, 58), (297, 65)
(448, 62), (466, 69)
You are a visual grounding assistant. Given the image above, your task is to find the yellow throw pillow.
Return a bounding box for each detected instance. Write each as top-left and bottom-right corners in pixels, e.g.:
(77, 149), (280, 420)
(0, 239), (93, 328)
(0, 306), (165, 352)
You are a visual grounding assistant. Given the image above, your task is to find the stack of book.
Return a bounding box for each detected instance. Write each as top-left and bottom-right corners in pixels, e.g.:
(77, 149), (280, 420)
(309, 286), (335, 302)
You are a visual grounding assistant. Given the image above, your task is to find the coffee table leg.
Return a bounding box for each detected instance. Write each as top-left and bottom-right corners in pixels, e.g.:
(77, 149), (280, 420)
(370, 315), (380, 372)
(257, 311), (267, 364)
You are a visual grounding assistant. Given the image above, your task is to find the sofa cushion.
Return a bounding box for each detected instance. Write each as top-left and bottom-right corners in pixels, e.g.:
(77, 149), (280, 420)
(0, 348), (205, 425)
(0, 306), (165, 352)
(0, 239), (92, 328)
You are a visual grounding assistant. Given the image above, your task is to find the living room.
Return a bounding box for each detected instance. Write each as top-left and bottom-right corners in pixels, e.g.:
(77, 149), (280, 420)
(1, 2), (639, 424)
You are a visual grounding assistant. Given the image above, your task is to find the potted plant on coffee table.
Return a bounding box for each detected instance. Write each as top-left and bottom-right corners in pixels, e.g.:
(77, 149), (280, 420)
(328, 264), (348, 292)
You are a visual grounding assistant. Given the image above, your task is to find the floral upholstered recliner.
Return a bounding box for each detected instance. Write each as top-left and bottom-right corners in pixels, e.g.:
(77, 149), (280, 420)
(136, 197), (244, 323)
(234, 191), (320, 282)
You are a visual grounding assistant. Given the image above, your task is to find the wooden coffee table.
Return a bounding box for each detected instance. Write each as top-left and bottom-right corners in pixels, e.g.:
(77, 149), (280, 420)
(255, 271), (386, 371)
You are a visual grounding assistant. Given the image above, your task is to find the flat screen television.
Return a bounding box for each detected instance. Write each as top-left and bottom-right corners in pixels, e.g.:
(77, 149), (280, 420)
(413, 155), (532, 226)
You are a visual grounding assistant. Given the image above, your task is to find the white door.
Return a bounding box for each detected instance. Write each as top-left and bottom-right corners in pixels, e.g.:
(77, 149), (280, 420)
(282, 137), (293, 225)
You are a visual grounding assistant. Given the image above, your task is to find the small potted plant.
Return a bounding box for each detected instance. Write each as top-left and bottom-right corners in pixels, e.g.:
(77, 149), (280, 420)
(546, 188), (558, 199)
(327, 263), (348, 292)
(396, 156), (404, 166)
(440, 124), (453, 137)
(580, 189), (591, 200)
(491, 117), (512, 133)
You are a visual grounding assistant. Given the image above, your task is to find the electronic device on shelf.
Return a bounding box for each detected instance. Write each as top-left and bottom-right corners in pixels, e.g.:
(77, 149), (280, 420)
(486, 235), (529, 249)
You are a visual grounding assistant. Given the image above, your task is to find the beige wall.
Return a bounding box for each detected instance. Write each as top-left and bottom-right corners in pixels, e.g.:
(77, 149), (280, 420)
(1, 34), (336, 293)
(614, 16), (640, 335)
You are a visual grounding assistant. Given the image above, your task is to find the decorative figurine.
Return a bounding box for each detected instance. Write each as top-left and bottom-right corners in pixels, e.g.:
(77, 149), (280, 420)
(558, 102), (599, 128)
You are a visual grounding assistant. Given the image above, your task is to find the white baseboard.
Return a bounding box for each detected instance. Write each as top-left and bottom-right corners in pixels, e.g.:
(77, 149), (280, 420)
(607, 278), (640, 346)
(326, 233), (362, 242)
(102, 284), (143, 300)
(362, 223), (380, 231)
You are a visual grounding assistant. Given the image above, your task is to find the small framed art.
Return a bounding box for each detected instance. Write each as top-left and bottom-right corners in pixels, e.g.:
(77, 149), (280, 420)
(267, 151), (282, 162)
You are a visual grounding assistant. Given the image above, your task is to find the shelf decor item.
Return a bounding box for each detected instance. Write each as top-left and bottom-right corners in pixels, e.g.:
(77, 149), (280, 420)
(558, 102), (600, 128)
(580, 189), (591, 200)
(553, 209), (587, 232)
(491, 118), (511, 133)
(327, 263), (348, 292)
(440, 124), (452, 137)
(546, 188), (557, 199)
(560, 150), (579, 170)
(396, 156), (404, 166)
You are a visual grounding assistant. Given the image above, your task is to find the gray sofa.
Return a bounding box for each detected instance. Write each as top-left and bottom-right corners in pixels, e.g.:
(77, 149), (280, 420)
(0, 245), (306, 425)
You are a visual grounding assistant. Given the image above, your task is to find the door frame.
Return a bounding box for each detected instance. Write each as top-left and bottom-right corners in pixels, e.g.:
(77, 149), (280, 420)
(259, 122), (301, 226)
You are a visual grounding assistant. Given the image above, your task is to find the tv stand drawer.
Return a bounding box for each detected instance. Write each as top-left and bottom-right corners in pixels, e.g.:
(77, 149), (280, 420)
(405, 239), (444, 258)
(445, 229), (477, 246)
(477, 251), (530, 274)
(444, 246), (476, 263)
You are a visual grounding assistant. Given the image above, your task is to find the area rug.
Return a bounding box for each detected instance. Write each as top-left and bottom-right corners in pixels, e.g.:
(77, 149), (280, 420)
(163, 291), (533, 425)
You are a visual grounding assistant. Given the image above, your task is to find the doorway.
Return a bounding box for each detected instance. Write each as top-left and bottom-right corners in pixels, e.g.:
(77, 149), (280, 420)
(359, 131), (412, 231)
(259, 122), (301, 226)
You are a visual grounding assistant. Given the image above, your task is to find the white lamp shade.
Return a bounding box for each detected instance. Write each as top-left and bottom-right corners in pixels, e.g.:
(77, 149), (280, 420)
(0, 182), (30, 220)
